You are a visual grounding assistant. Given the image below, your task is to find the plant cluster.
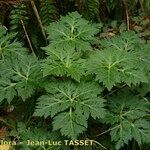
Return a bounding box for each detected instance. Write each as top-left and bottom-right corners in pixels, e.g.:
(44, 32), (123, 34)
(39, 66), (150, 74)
(0, 11), (150, 150)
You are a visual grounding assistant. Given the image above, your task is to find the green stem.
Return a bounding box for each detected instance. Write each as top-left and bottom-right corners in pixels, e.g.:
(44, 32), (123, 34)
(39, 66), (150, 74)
(96, 125), (120, 137)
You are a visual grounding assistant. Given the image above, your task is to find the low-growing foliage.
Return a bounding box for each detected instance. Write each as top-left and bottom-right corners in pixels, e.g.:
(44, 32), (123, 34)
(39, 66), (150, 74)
(104, 89), (150, 149)
(34, 81), (106, 139)
(0, 9), (149, 150)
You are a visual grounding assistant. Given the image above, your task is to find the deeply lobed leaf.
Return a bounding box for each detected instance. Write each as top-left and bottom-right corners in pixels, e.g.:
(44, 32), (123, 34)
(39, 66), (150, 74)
(86, 31), (149, 90)
(0, 55), (42, 103)
(0, 26), (27, 61)
(104, 90), (150, 149)
(46, 12), (101, 51)
(42, 47), (85, 81)
(34, 81), (106, 139)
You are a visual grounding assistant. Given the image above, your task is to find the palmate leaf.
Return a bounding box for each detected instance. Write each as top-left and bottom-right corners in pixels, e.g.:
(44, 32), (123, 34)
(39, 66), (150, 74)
(110, 118), (150, 150)
(0, 55), (42, 103)
(100, 31), (142, 52)
(42, 47), (85, 81)
(100, 31), (150, 72)
(104, 90), (150, 150)
(86, 48), (148, 90)
(34, 81), (106, 139)
(46, 11), (101, 51)
(0, 26), (27, 61)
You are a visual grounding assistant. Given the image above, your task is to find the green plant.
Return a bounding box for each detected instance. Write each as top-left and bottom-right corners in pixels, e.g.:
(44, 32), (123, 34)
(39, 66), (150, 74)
(11, 122), (69, 150)
(10, 4), (29, 38)
(34, 81), (105, 139)
(42, 47), (85, 81)
(0, 55), (41, 103)
(104, 89), (150, 150)
(0, 26), (26, 61)
(33, 12), (106, 140)
(45, 11), (101, 51)
(86, 31), (150, 90)
(35, 12), (149, 148)
(0, 26), (41, 103)
(0, 11), (150, 150)
(40, 0), (58, 26)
